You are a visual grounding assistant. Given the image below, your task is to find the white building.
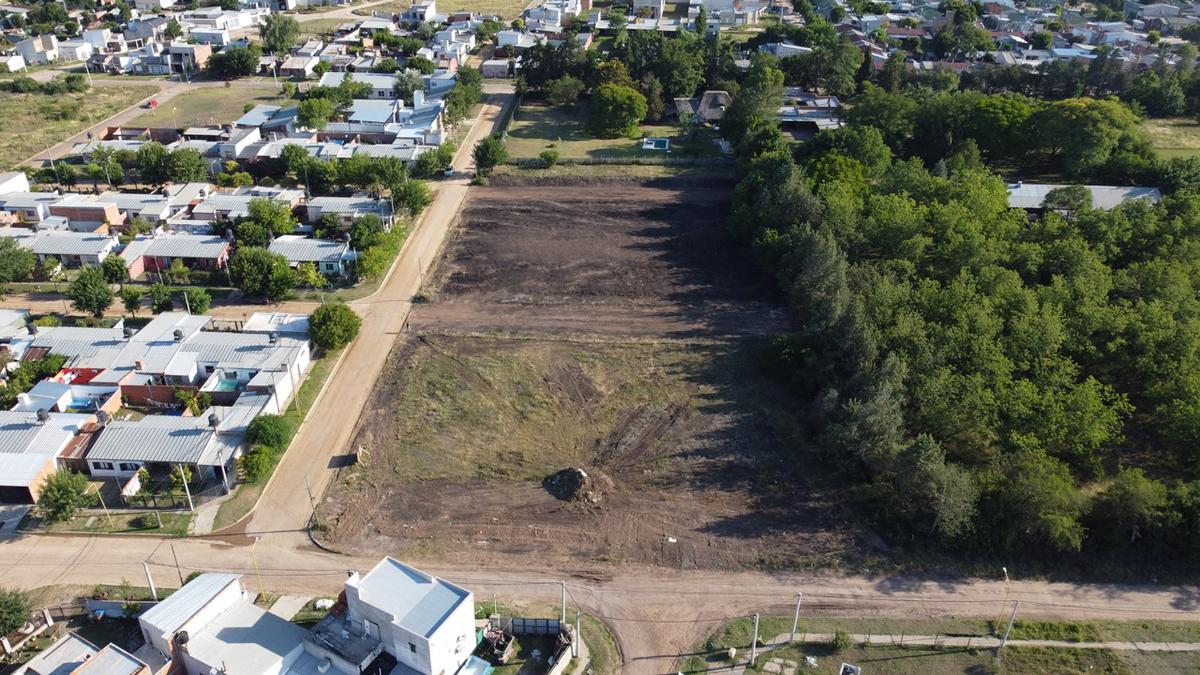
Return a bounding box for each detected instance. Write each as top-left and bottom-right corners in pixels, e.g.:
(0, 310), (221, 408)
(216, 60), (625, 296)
(16, 35), (58, 66)
(318, 71), (400, 99)
(0, 52), (25, 72)
(343, 558), (476, 675)
(57, 38), (94, 62)
(0, 171), (30, 195)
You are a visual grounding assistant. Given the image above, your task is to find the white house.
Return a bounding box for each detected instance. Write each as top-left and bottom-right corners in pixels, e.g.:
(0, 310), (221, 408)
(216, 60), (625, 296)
(342, 558), (477, 675)
(138, 572), (309, 675)
(402, 0), (436, 22)
(0, 52), (25, 73)
(318, 71), (399, 99)
(0, 171), (30, 195)
(16, 35), (58, 66)
(57, 38), (94, 62)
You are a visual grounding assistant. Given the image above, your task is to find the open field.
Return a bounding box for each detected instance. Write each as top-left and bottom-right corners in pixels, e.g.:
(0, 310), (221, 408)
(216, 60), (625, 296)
(129, 83), (290, 129)
(0, 84), (157, 170)
(1142, 117), (1200, 159)
(298, 17), (353, 36)
(505, 105), (717, 159)
(352, 0), (530, 18)
(315, 177), (849, 570)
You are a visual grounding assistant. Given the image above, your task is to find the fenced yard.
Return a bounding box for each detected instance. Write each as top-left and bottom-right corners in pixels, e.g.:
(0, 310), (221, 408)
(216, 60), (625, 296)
(505, 104), (719, 160)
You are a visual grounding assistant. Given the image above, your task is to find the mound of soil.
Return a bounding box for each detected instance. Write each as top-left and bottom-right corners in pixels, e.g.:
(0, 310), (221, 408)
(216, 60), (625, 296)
(543, 468), (612, 505)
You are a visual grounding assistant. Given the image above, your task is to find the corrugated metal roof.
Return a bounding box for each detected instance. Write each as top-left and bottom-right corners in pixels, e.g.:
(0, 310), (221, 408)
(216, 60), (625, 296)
(0, 411), (89, 488)
(268, 237), (348, 263)
(355, 558), (470, 638)
(86, 418), (216, 464)
(1006, 183), (1163, 210)
(139, 573), (240, 638)
(0, 230), (117, 257)
(81, 644), (150, 675)
(20, 633), (97, 674)
(143, 234), (230, 260)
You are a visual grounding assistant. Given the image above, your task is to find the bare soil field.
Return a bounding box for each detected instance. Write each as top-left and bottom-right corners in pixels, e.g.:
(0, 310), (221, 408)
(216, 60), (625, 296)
(409, 178), (790, 338)
(316, 177), (853, 571)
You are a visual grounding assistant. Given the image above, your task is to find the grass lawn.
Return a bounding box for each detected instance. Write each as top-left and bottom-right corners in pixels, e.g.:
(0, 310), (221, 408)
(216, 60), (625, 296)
(352, 0), (529, 18)
(211, 345), (346, 532)
(129, 83), (291, 129)
(298, 17), (356, 36)
(490, 162), (726, 181)
(0, 84), (158, 170)
(1142, 117), (1200, 159)
(505, 104), (714, 159)
(34, 511), (191, 536)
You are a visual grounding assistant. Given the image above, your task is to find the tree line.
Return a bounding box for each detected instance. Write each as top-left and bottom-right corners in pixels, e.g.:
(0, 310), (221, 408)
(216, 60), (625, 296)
(722, 56), (1200, 575)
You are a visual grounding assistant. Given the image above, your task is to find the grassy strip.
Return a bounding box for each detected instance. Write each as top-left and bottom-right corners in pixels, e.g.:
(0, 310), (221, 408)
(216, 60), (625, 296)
(210, 345), (346, 531)
(34, 511), (191, 537)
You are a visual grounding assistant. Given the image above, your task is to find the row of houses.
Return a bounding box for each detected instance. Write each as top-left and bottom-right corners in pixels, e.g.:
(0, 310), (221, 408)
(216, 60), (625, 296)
(20, 558), (493, 675)
(0, 310), (312, 505)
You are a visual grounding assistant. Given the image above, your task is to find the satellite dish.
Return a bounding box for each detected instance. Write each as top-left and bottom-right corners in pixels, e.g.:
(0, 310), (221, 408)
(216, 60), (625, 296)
(97, 410), (112, 425)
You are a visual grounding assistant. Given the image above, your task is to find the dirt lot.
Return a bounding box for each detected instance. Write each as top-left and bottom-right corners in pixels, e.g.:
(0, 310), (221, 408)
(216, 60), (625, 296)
(317, 177), (853, 570)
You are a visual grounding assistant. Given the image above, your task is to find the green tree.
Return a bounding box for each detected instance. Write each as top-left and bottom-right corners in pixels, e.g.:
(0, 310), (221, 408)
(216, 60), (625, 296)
(207, 44), (262, 78)
(0, 238), (35, 283)
(980, 451), (1086, 553)
(228, 248), (295, 301)
(167, 149), (209, 182)
(149, 283), (174, 313)
(101, 254), (128, 285)
(298, 97), (336, 130)
(394, 179), (432, 215)
(164, 18), (182, 40)
(37, 470), (92, 522)
(544, 75), (585, 108)
(1090, 468), (1170, 545)
(67, 266), (113, 317)
(246, 198), (296, 235)
(137, 142), (169, 186)
(310, 302), (361, 350)
(181, 287), (211, 314)
(473, 134), (508, 175)
(588, 84), (647, 138)
(0, 588), (30, 637)
(405, 55), (435, 74)
(247, 414), (291, 450)
(121, 287), (143, 315)
(259, 13), (300, 55)
(295, 262), (326, 288)
(394, 69), (424, 101)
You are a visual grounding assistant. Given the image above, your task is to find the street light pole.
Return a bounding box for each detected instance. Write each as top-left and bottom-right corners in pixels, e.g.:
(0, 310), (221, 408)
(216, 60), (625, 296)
(250, 536), (267, 601)
(790, 592), (803, 642)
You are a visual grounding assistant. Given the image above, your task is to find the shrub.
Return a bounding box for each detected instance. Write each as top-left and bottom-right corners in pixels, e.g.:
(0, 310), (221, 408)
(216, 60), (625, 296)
(831, 629), (852, 653)
(240, 445), (274, 482)
(247, 414), (291, 451)
(310, 302), (361, 350)
(539, 150), (559, 168)
(0, 588), (30, 636)
(37, 471), (92, 522)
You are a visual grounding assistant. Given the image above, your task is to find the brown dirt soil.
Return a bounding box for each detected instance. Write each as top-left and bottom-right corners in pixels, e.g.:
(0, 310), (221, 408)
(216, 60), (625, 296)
(410, 177), (791, 337)
(318, 177), (853, 571)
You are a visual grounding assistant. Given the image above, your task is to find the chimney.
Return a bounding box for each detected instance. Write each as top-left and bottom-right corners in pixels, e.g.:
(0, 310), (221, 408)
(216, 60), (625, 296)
(135, 359), (145, 370)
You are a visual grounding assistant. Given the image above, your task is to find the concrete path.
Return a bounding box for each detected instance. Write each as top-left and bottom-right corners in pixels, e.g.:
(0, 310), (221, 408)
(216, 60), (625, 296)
(189, 499), (221, 536)
(269, 594), (312, 620)
(766, 632), (1200, 652)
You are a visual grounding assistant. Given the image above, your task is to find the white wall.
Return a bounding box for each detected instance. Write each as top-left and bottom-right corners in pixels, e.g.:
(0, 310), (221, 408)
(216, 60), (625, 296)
(141, 578), (245, 656)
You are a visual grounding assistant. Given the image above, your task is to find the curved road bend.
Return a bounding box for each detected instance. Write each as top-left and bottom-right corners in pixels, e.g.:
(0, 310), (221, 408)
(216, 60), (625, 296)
(1, 86), (1199, 672)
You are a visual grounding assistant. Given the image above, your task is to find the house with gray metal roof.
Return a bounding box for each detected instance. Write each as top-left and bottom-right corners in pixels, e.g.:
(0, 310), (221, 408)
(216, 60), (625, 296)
(0, 228), (119, 268)
(1006, 182), (1163, 211)
(269, 236), (355, 276)
(120, 232), (232, 280)
(305, 195), (394, 227)
(15, 632), (153, 675)
(0, 411), (92, 504)
(339, 558), (476, 675)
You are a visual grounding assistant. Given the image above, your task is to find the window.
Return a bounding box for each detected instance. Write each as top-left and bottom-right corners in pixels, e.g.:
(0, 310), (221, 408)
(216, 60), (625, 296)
(93, 461), (114, 470)
(409, 643), (416, 653)
(119, 462), (139, 472)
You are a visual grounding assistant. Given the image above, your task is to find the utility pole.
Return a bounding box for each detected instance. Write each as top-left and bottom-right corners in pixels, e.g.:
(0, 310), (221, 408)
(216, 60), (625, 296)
(560, 581), (566, 624)
(170, 542), (184, 585)
(143, 562), (158, 600)
(750, 613), (760, 667)
(790, 592), (803, 642)
(304, 474), (317, 524)
(573, 611), (580, 658)
(999, 600), (1020, 649)
(250, 536), (267, 601)
(179, 464), (194, 511)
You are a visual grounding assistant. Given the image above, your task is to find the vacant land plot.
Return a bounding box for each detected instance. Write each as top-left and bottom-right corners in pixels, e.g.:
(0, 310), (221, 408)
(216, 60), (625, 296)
(506, 105), (716, 159)
(1142, 117), (1200, 159)
(0, 84), (157, 170)
(298, 17), (354, 36)
(130, 83), (290, 129)
(317, 177), (848, 570)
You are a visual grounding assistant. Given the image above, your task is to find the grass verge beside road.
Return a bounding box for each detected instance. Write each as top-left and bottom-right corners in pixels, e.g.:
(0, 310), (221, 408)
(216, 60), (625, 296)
(130, 83), (291, 129)
(29, 511), (191, 536)
(211, 345), (346, 532)
(352, 0), (529, 18)
(0, 84), (158, 170)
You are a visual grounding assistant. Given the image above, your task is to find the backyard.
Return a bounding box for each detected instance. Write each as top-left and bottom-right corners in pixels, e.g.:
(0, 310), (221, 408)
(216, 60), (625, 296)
(0, 84), (158, 170)
(129, 82), (291, 129)
(505, 104), (717, 160)
(1141, 117), (1200, 159)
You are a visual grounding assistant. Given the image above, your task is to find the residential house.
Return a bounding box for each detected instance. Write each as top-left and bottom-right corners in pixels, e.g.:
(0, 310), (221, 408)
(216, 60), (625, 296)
(305, 195), (393, 226)
(137, 572), (309, 675)
(16, 35), (57, 66)
(318, 71), (400, 99)
(120, 232), (232, 278)
(57, 38), (94, 62)
(673, 89), (732, 123)
(47, 195), (127, 232)
(19, 633), (155, 675)
(340, 558), (476, 675)
(402, 0), (437, 23)
(190, 186), (304, 221)
(279, 53), (318, 78)
(480, 58), (511, 77)
(134, 0), (174, 11)
(169, 42), (213, 73)
(0, 411), (93, 504)
(0, 192), (61, 223)
(633, 0), (666, 17)
(0, 229), (119, 267)
(1007, 182), (1163, 211)
(0, 52), (25, 72)
(124, 17), (171, 45)
(269, 235), (355, 276)
(0, 171), (30, 194)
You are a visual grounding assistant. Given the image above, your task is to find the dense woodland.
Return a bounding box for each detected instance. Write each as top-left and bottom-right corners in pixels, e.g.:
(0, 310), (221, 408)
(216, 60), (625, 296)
(721, 55), (1200, 574)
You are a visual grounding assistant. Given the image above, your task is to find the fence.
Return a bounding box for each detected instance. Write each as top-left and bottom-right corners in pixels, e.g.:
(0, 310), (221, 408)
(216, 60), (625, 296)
(505, 617), (561, 636)
(120, 480), (227, 510)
